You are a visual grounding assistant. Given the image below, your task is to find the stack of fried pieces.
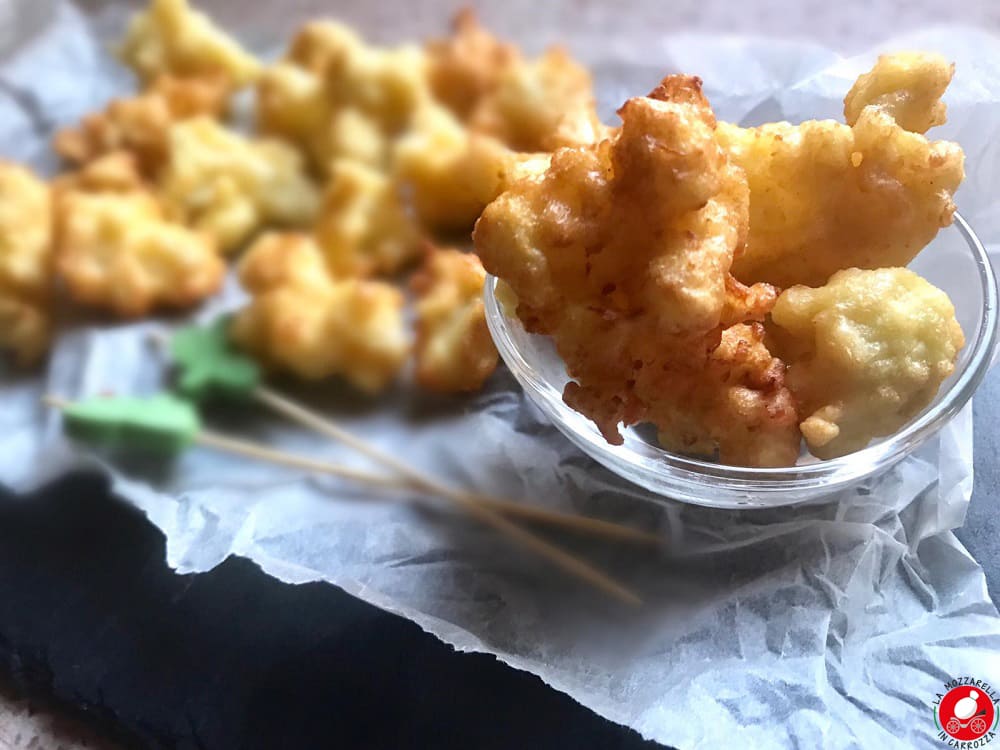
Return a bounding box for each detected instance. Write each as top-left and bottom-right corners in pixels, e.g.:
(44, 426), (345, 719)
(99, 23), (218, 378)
(2, 0), (602, 394)
(475, 57), (966, 465)
(0, 0), (968, 467)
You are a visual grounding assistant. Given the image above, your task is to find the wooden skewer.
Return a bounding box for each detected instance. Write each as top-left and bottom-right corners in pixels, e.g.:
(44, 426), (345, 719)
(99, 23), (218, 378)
(200, 427), (641, 605)
(252, 386), (661, 546)
(194, 430), (413, 492)
(45, 395), (642, 606)
(147, 331), (660, 545)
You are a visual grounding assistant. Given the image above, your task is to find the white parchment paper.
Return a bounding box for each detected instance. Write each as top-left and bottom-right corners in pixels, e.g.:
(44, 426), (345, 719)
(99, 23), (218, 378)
(2, 3), (1000, 748)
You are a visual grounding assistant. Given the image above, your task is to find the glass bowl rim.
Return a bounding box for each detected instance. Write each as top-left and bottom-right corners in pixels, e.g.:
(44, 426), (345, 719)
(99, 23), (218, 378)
(483, 212), (999, 490)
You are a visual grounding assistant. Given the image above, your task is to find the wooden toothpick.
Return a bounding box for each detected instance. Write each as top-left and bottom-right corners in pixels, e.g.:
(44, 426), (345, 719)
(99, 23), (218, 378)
(45, 394), (643, 606)
(153, 326), (661, 546)
(252, 387), (661, 546)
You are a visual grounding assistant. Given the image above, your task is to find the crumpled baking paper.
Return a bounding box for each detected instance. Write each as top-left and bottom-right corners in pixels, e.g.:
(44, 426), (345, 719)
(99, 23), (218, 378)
(2, 3), (1000, 747)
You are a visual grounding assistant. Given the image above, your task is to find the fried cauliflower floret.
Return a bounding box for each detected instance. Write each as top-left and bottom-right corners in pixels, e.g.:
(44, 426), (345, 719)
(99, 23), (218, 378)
(476, 76), (790, 462)
(231, 232), (408, 392)
(469, 47), (605, 151)
(425, 10), (603, 151)
(51, 151), (147, 197)
(53, 75), (229, 174)
(639, 324), (800, 467)
(844, 52), (952, 134)
(770, 267), (964, 459)
(411, 248), (498, 392)
(425, 9), (518, 120)
(55, 189), (223, 317)
(392, 101), (536, 233)
(256, 21), (429, 172)
(159, 117), (320, 252)
(721, 58), (964, 289)
(118, 0), (259, 86)
(315, 159), (421, 277)
(0, 164), (53, 365)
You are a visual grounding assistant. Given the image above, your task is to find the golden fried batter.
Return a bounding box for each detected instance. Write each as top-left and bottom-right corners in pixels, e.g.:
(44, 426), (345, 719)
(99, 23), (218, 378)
(844, 52), (952, 134)
(425, 9), (518, 120)
(231, 232), (409, 392)
(315, 159), (422, 277)
(469, 46), (604, 152)
(0, 164), (53, 365)
(51, 151), (148, 196)
(641, 324), (800, 467)
(54, 75), (229, 173)
(392, 101), (536, 234)
(256, 21), (429, 173)
(770, 267), (964, 459)
(159, 117), (320, 252)
(411, 248), (498, 392)
(721, 54), (964, 289)
(118, 0), (259, 86)
(475, 76), (791, 463)
(426, 11), (603, 152)
(55, 188), (223, 318)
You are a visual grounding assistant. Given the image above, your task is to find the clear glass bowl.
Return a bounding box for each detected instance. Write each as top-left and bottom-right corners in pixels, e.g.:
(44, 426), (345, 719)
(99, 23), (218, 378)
(484, 214), (999, 509)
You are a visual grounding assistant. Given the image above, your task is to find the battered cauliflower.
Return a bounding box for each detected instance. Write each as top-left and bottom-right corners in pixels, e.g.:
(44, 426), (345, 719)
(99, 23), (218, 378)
(469, 46), (605, 152)
(0, 164), (53, 365)
(475, 75), (792, 464)
(642, 323), (800, 467)
(118, 0), (259, 87)
(425, 9), (517, 120)
(844, 52), (952, 134)
(721, 54), (964, 289)
(231, 232), (409, 392)
(426, 11), (603, 151)
(53, 75), (230, 174)
(392, 102), (534, 233)
(159, 117), (320, 252)
(55, 188), (224, 317)
(411, 248), (498, 392)
(315, 159), (422, 277)
(51, 151), (147, 196)
(256, 21), (429, 172)
(770, 267), (964, 459)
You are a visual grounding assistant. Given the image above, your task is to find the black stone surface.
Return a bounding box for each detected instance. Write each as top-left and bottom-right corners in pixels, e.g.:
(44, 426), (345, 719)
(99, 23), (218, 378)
(0, 471), (662, 750)
(1, 371), (997, 750)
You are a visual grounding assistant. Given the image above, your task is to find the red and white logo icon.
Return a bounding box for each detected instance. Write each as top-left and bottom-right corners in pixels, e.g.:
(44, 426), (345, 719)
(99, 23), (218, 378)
(935, 681), (998, 744)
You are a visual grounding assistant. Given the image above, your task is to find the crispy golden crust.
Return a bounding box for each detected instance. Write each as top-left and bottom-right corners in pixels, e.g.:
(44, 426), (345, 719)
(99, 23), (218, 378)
(55, 188), (224, 318)
(315, 159), (422, 277)
(236, 230), (330, 294)
(0, 163), (53, 365)
(722, 53), (964, 289)
(770, 267), (964, 459)
(256, 21), (429, 173)
(232, 232), (409, 391)
(425, 9), (519, 120)
(427, 11), (603, 152)
(844, 52), (952, 134)
(392, 101), (535, 234)
(643, 324), (801, 468)
(118, 0), (259, 86)
(51, 151), (147, 197)
(158, 117), (319, 253)
(475, 75), (793, 463)
(411, 248), (498, 392)
(469, 46), (605, 152)
(53, 75), (230, 173)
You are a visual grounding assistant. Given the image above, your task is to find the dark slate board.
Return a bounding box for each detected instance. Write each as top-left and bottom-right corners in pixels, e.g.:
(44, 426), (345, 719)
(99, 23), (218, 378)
(0, 471), (663, 750)
(1, 372), (997, 749)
